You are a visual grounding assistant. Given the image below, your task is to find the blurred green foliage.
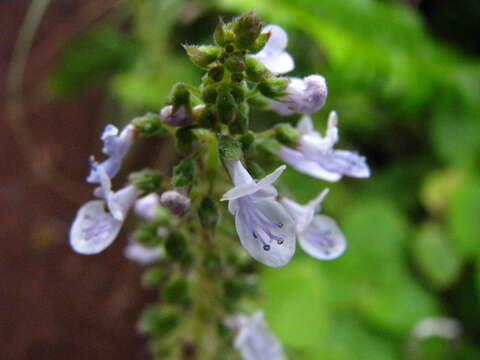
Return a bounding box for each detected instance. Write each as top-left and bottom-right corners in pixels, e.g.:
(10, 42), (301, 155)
(48, 0), (480, 358)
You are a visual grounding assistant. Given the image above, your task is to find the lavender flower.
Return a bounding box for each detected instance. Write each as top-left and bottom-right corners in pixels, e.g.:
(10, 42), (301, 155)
(270, 75), (327, 115)
(281, 190), (346, 260)
(70, 164), (140, 254)
(279, 111), (370, 181)
(251, 25), (294, 74)
(159, 189), (191, 216)
(160, 105), (191, 127)
(134, 193), (161, 221)
(221, 160), (296, 267)
(87, 123), (135, 183)
(226, 311), (287, 360)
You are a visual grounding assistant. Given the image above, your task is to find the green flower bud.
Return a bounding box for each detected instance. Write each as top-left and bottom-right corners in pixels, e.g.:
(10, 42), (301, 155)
(239, 131), (255, 154)
(198, 197), (219, 232)
(229, 102), (249, 134)
(165, 231), (189, 262)
(232, 12), (263, 50)
(199, 105), (217, 129)
(139, 305), (180, 336)
(216, 89), (237, 124)
(134, 223), (163, 247)
(245, 56), (272, 82)
(132, 112), (169, 137)
(258, 78), (290, 98)
(129, 169), (163, 195)
(172, 157), (195, 187)
(246, 160), (266, 179)
(142, 266), (166, 288)
(230, 82), (247, 103)
(214, 18), (234, 47)
(225, 54), (246, 73)
(251, 31), (271, 53)
(208, 66), (224, 82)
(218, 136), (243, 160)
(171, 83), (192, 110)
(163, 276), (190, 305)
(175, 126), (197, 153)
(257, 138), (281, 157)
(183, 45), (221, 69)
(275, 123), (300, 146)
(202, 84), (218, 104)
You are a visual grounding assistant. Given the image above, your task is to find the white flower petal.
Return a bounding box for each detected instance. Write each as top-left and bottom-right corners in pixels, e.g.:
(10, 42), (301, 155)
(269, 100), (294, 116)
(124, 242), (163, 264)
(111, 185), (141, 220)
(226, 311), (287, 360)
(278, 146), (342, 182)
(222, 182), (260, 201)
(299, 215), (346, 260)
(256, 51), (294, 74)
(297, 115), (314, 134)
(134, 193), (160, 221)
(282, 189), (329, 233)
(316, 150), (370, 178)
(235, 198), (296, 267)
(256, 165), (286, 189)
(70, 200), (123, 255)
(275, 75), (327, 115)
(263, 25), (288, 52)
(225, 159), (254, 186)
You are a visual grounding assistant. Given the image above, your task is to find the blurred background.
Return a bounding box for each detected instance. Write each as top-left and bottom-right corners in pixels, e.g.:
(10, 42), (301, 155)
(2, 0), (480, 359)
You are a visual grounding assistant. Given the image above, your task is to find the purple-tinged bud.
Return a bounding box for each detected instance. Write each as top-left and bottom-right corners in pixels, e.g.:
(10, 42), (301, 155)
(160, 105), (191, 127)
(160, 190), (191, 216)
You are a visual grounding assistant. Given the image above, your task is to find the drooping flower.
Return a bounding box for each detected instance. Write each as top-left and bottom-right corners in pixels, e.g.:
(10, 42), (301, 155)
(124, 240), (163, 265)
(278, 111), (370, 181)
(134, 193), (161, 221)
(70, 164), (140, 255)
(281, 190), (346, 260)
(225, 311), (287, 360)
(87, 123), (135, 183)
(221, 160), (296, 267)
(251, 24), (294, 74)
(270, 75), (327, 115)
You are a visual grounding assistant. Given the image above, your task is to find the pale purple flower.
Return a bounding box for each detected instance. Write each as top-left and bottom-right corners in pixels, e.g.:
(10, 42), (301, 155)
(70, 164), (140, 255)
(160, 189), (191, 216)
(221, 160), (296, 267)
(279, 111), (370, 181)
(87, 123), (135, 183)
(124, 241), (163, 265)
(281, 190), (346, 260)
(225, 311), (287, 360)
(160, 105), (191, 127)
(134, 193), (161, 221)
(251, 25), (294, 74)
(270, 75), (327, 115)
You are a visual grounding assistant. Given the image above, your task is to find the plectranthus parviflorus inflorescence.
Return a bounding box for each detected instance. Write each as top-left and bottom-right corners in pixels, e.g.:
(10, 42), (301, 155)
(69, 12), (370, 360)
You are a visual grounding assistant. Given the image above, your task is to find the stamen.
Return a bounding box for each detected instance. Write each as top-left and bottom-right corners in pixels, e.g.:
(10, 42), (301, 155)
(276, 239), (284, 245)
(263, 244), (271, 251)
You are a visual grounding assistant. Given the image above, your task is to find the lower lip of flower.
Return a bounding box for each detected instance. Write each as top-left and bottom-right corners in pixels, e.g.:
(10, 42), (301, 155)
(239, 197), (284, 251)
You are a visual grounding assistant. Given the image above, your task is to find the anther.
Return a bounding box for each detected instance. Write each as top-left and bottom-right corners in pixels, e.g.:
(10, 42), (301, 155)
(276, 239), (284, 245)
(263, 244), (271, 251)
(277, 222), (283, 228)
(252, 232), (258, 239)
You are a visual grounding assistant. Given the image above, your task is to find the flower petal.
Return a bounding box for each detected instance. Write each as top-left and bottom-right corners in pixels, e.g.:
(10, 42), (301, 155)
(134, 193), (160, 221)
(316, 150), (370, 178)
(263, 25), (288, 52)
(70, 200), (123, 255)
(111, 185), (141, 220)
(124, 241), (163, 264)
(234, 198), (296, 267)
(297, 115), (314, 134)
(256, 51), (294, 74)
(278, 146), (342, 182)
(225, 159), (254, 186)
(299, 215), (346, 260)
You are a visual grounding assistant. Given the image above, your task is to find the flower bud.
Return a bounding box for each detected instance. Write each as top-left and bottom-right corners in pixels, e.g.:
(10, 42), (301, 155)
(239, 131), (255, 153)
(218, 136), (243, 160)
(141, 266), (166, 288)
(139, 305), (179, 336)
(232, 12), (263, 50)
(175, 126), (197, 153)
(199, 105), (217, 129)
(258, 77), (290, 98)
(214, 18), (235, 46)
(246, 160), (266, 179)
(133, 112), (168, 137)
(183, 45), (222, 69)
(245, 56), (272, 82)
(129, 169), (163, 195)
(160, 105), (191, 127)
(225, 54), (246, 73)
(160, 190), (191, 216)
(250, 31), (271, 53)
(208, 66), (224, 82)
(172, 157), (195, 188)
(275, 123), (300, 146)
(216, 88), (237, 124)
(165, 231), (191, 265)
(163, 276), (190, 305)
(133, 223), (163, 247)
(229, 102), (249, 134)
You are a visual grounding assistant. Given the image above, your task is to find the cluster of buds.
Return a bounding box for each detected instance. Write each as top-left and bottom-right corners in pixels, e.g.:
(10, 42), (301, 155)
(69, 12), (370, 359)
